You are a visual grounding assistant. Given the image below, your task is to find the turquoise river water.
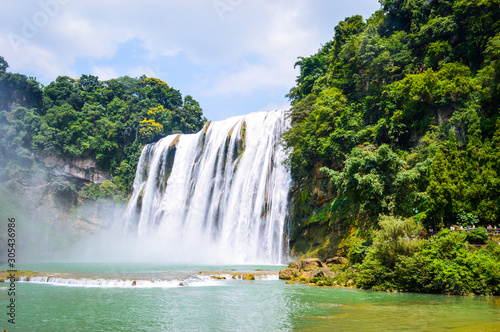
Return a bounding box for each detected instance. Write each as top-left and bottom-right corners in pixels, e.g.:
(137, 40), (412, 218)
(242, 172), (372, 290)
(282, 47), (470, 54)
(1, 263), (500, 331)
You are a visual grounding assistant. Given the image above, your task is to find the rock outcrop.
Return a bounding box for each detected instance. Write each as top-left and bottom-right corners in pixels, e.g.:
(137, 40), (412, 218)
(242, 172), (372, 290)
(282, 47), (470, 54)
(39, 155), (111, 183)
(300, 258), (323, 270)
(279, 265), (299, 280)
(279, 257), (351, 287)
(307, 267), (335, 279)
(326, 256), (349, 265)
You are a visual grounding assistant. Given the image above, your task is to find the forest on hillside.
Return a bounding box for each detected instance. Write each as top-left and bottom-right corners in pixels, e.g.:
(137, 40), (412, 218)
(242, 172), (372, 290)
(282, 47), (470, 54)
(285, 0), (500, 236)
(282, 0), (500, 294)
(0, 59), (205, 202)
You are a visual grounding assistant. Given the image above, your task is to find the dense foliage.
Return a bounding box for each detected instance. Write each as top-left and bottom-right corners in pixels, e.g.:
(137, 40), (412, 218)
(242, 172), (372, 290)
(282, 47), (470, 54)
(287, 217), (500, 295)
(284, 0), (500, 294)
(352, 218), (500, 295)
(0, 56), (205, 201)
(284, 0), (500, 233)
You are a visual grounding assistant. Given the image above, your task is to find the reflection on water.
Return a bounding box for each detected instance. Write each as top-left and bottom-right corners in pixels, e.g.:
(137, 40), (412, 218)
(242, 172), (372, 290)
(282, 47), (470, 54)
(288, 286), (500, 331)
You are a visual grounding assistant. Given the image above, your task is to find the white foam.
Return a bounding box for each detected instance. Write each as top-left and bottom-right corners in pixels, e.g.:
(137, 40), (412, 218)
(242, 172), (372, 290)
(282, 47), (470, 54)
(18, 275), (223, 288)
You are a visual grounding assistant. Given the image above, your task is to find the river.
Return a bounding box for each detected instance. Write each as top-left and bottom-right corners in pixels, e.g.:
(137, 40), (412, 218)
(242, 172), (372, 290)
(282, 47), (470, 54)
(2, 263), (499, 331)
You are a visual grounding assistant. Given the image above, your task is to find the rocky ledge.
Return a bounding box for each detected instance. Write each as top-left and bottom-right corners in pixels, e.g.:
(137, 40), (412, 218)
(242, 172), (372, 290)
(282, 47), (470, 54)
(279, 257), (356, 287)
(39, 155), (111, 183)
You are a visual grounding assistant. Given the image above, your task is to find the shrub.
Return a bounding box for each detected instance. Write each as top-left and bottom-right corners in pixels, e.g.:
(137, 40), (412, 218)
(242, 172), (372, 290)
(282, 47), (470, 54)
(368, 215), (423, 267)
(465, 227), (489, 244)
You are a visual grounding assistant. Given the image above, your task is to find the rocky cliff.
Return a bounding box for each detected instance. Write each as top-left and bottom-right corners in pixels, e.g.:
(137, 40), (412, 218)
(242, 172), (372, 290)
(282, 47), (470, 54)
(38, 155), (111, 183)
(288, 162), (342, 260)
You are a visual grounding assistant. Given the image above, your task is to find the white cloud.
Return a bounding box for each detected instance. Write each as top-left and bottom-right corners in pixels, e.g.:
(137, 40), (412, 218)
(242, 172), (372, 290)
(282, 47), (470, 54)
(0, 0), (381, 119)
(205, 61), (294, 97)
(0, 34), (76, 81)
(259, 101), (291, 112)
(202, 1), (320, 97)
(91, 66), (119, 81)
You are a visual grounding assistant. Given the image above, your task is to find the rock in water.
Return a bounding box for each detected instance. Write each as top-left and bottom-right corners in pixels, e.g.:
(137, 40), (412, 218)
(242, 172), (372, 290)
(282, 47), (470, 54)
(279, 268), (298, 280)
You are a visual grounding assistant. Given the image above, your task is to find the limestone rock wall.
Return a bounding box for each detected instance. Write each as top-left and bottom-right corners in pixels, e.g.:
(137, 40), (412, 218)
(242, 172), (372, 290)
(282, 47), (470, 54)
(39, 155), (111, 183)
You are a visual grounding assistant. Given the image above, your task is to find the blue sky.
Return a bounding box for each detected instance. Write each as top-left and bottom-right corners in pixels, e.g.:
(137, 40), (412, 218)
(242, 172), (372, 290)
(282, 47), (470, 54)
(1, 0), (381, 121)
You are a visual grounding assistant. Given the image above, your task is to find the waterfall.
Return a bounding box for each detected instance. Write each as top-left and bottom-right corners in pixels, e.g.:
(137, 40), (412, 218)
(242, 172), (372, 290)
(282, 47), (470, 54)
(123, 110), (291, 264)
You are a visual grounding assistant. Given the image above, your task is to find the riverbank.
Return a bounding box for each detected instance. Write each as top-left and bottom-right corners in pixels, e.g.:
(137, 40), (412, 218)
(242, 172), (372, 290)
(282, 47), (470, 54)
(280, 227), (500, 296)
(279, 257), (357, 288)
(2, 263), (499, 331)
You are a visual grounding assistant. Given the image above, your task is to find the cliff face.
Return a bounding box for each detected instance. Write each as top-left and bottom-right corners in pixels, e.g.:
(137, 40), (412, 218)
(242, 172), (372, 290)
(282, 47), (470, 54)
(38, 155), (111, 183)
(288, 162), (341, 260)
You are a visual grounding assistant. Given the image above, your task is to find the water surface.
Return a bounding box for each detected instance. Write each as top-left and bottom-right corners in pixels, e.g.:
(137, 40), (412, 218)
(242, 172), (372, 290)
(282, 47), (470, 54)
(1, 263), (499, 331)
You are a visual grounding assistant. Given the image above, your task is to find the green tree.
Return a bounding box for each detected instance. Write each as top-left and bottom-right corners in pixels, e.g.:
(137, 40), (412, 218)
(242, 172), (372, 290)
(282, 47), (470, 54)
(322, 144), (426, 225)
(178, 95), (205, 133)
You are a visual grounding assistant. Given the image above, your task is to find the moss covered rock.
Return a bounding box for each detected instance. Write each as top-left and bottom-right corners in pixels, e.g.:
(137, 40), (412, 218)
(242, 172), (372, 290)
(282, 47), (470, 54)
(300, 258), (323, 270)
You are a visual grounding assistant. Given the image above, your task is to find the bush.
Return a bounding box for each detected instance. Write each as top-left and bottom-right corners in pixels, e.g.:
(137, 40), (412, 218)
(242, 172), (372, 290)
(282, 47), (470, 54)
(347, 238), (372, 264)
(367, 215), (423, 267)
(79, 180), (124, 203)
(355, 258), (391, 289)
(465, 227), (489, 244)
(50, 177), (78, 207)
(355, 222), (500, 295)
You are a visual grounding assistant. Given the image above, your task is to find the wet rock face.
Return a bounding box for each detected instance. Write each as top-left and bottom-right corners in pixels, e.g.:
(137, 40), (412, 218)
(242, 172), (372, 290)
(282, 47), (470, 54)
(300, 258), (323, 270)
(288, 161), (338, 259)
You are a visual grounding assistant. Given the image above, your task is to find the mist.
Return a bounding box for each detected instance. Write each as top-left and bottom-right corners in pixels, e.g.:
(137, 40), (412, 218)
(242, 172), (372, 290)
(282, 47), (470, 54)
(1, 110), (292, 268)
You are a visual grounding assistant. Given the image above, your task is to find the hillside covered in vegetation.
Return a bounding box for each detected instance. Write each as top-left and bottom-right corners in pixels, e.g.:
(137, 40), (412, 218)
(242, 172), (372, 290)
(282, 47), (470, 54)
(0, 58), (205, 203)
(282, 0), (500, 294)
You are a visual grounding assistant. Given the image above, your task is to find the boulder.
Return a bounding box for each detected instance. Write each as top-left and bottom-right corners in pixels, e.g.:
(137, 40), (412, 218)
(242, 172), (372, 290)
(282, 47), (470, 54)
(242, 273), (255, 280)
(279, 268), (298, 280)
(326, 256), (349, 265)
(287, 261), (300, 269)
(211, 276), (226, 280)
(300, 258), (323, 270)
(307, 267), (335, 280)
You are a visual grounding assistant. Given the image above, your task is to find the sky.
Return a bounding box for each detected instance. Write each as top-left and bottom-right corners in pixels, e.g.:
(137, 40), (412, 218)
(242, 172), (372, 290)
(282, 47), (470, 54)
(0, 0), (381, 121)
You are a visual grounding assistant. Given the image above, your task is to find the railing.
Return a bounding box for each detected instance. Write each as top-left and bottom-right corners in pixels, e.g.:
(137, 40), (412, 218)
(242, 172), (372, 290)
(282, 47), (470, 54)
(449, 228), (500, 234)
(421, 228), (500, 238)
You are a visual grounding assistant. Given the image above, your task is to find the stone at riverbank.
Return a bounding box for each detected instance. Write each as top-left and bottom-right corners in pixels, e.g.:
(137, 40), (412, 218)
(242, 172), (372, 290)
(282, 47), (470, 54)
(300, 258), (323, 270)
(0, 271), (44, 281)
(326, 256), (348, 265)
(279, 267), (298, 280)
(307, 267), (335, 279)
(279, 257), (352, 287)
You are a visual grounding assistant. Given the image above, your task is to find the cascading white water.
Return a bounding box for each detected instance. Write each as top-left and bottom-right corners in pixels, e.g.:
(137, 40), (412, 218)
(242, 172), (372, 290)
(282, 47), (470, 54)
(123, 110), (291, 264)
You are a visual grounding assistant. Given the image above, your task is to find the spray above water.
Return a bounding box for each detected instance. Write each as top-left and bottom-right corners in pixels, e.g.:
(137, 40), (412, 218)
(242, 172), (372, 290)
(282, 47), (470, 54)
(119, 110), (291, 265)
